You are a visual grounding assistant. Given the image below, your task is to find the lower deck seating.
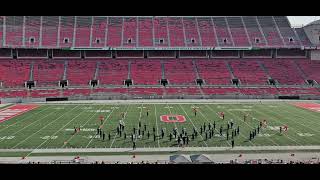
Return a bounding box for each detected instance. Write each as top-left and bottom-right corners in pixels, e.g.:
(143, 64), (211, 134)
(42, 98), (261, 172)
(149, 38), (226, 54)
(164, 59), (196, 85)
(0, 60), (31, 88)
(30, 89), (60, 97)
(131, 59), (161, 85)
(0, 90), (28, 98)
(261, 59), (305, 85)
(197, 60), (231, 85)
(67, 60), (96, 86)
(229, 60), (268, 85)
(98, 60), (128, 85)
(165, 87), (202, 95)
(33, 60), (65, 86)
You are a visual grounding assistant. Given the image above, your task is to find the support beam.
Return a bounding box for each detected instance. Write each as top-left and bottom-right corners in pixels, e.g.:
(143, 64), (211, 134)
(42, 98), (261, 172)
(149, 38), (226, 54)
(224, 17), (235, 46)
(152, 16), (155, 46)
(39, 16), (43, 48)
(3, 16), (6, 47)
(181, 17), (187, 47)
(271, 16), (286, 46)
(22, 16), (26, 47)
(72, 16), (77, 48)
(57, 16), (61, 48)
(195, 17), (203, 47)
(89, 16), (93, 47)
(121, 17), (124, 47)
(104, 17), (109, 48)
(255, 16), (269, 46)
(240, 16), (252, 46)
(210, 17), (219, 47)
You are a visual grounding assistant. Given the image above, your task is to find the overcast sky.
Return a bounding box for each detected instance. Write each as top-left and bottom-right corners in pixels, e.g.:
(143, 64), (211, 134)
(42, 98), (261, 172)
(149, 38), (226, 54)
(287, 16), (320, 26)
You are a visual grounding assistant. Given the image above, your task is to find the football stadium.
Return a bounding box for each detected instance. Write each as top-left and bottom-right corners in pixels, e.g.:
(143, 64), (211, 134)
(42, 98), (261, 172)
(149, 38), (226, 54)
(1, 16), (320, 164)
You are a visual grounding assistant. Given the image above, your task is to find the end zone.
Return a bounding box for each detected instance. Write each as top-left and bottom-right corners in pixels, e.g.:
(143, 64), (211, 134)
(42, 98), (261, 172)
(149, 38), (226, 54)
(0, 104), (39, 123)
(291, 102), (320, 112)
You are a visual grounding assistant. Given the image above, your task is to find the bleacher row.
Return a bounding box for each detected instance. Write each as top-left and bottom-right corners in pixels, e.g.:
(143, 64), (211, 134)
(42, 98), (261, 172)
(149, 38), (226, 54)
(0, 16), (312, 48)
(1, 58), (319, 87)
(1, 87), (320, 98)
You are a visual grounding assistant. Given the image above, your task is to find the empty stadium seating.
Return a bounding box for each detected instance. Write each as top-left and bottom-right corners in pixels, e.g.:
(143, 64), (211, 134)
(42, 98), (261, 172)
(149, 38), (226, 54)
(138, 17), (153, 47)
(0, 60), (31, 87)
(66, 60), (96, 86)
(107, 17), (122, 47)
(130, 59), (161, 85)
(296, 60), (320, 83)
(197, 17), (217, 47)
(163, 59), (196, 85)
(261, 59), (305, 85)
(229, 60), (268, 85)
(97, 59), (128, 85)
(0, 16), (313, 49)
(33, 60), (64, 86)
(196, 60), (232, 85)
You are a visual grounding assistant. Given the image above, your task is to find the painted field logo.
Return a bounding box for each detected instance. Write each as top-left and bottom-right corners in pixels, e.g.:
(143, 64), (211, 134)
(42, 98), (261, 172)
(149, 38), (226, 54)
(160, 115), (186, 123)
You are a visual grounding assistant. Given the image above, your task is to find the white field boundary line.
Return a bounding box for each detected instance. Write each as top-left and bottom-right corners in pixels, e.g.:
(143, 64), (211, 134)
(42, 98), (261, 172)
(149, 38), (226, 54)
(251, 105), (303, 146)
(39, 99), (315, 104)
(0, 105), (51, 133)
(110, 104), (130, 148)
(281, 104), (320, 132)
(11, 105), (80, 149)
(85, 106), (117, 148)
(7, 145), (320, 153)
(227, 104), (280, 146)
(193, 104), (232, 146)
(257, 104), (317, 145)
(26, 105), (94, 157)
(61, 105), (107, 148)
(166, 103), (179, 146)
(154, 104), (161, 148)
(0, 109), (59, 144)
(178, 104), (208, 147)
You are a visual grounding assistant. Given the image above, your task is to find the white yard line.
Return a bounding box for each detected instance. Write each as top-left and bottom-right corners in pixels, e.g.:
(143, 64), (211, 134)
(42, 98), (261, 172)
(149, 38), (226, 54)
(166, 103), (180, 140)
(204, 104), (257, 146)
(11, 105), (80, 149)
(25, 105), (92, 157)
(178, 104), (208, 147)
(110, 104), (130, 148)
(254, 105), (311, 145)
(194, 104), (232, 146)
(280, 104), (320, 133)
(0, 109), (59, 144)
(154, 104), (161, 148)
(0, 105), (51, 133)
(86, 107), (117, 148)
(61, 105), (107, 148)
(226, 104), (280, 146)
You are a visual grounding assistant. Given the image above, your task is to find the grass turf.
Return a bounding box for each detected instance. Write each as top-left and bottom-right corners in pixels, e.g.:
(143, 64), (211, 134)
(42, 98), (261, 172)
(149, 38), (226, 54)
(0, 102), (320, 152)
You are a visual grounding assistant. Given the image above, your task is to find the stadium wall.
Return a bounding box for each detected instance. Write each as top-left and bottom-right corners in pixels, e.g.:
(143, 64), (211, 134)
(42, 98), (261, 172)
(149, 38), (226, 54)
(2, 94), (319, 103)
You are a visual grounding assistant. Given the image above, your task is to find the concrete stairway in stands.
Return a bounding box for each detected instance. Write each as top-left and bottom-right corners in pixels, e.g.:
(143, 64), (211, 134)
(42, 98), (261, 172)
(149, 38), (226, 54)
(94, 61), (100, 80)
(257, 60), (271, 79)
(128, 60), (131, 79)
(63, 60), (68, 80)
(293, 60), (307, 82)
(225, 61), (235, 79)
(161, 60), (166, 79)
(192, 59), (200, 79)
(29, 61), (34, 81)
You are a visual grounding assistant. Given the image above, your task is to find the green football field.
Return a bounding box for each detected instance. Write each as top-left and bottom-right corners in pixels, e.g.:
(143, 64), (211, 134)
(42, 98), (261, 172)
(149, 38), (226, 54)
(0, 102), (320, 151)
